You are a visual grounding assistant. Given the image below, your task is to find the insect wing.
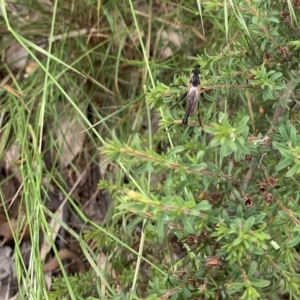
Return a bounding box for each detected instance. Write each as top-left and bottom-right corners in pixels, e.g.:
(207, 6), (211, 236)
(186, 86), (199, 117)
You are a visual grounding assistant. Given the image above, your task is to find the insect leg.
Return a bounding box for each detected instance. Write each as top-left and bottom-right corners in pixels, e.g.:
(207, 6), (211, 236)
(170, 91), (188, 110)
(197, 102), (202, 126)
(182, 112), (189, 125)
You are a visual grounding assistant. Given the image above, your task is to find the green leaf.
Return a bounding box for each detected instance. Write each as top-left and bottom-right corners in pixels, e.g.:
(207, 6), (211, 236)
(247, 261), (258, 277)
(220, 139), (233, 158)
(194, 200), (211, 211)
(286, 164), (299, 177)
(290, 126), (297, 147)
(252, 247), (264, 255)
(136, 162), (154, 174)
(241, 285), (260, 300)
(272, 141), (289, 151)
(226, 281), (244, 294)
(204, 123), (219, 134)
(156, 213), (165, 243)
(278, 148), (296, 161)
(188, 163), (207, 171)
(232, 236), (243, 246)
(243, 217), (255, 233)
(237, 116), (250, 129)
(182, 214), (195, 234)
(167, 146), (185, 157)
(209, 137), (221, 147)
(183, 287), (192, 298)
(229, 140), (238, 152)
(254, 213), (266, 224)
(249, 278), (271, 288)
(261, 39), (268, 51)
(153, 277), (160, 294)
(269, 72), (282, 81)
(293, 225), (300, 232)
(275, 157), (293, 171)
(278, 127), (290, 141)
(286, 234), (300, 248)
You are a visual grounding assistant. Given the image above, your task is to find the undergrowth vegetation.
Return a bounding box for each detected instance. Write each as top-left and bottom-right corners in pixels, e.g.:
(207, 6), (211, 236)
(1, 0), (300, 299)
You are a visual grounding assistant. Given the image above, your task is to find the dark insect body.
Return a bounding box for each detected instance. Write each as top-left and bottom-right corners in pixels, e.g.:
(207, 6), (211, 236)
(172, 67), (202, 126)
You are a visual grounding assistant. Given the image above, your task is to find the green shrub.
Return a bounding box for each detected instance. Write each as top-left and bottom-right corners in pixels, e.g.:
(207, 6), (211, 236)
(100, 1), (300, 299)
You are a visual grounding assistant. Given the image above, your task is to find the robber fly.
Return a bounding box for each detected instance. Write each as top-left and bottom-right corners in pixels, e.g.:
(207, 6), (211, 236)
(171, 67), (202, 126)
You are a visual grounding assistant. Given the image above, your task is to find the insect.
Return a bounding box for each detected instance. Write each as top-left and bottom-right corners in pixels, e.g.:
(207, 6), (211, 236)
(171, 67), (202, 126)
